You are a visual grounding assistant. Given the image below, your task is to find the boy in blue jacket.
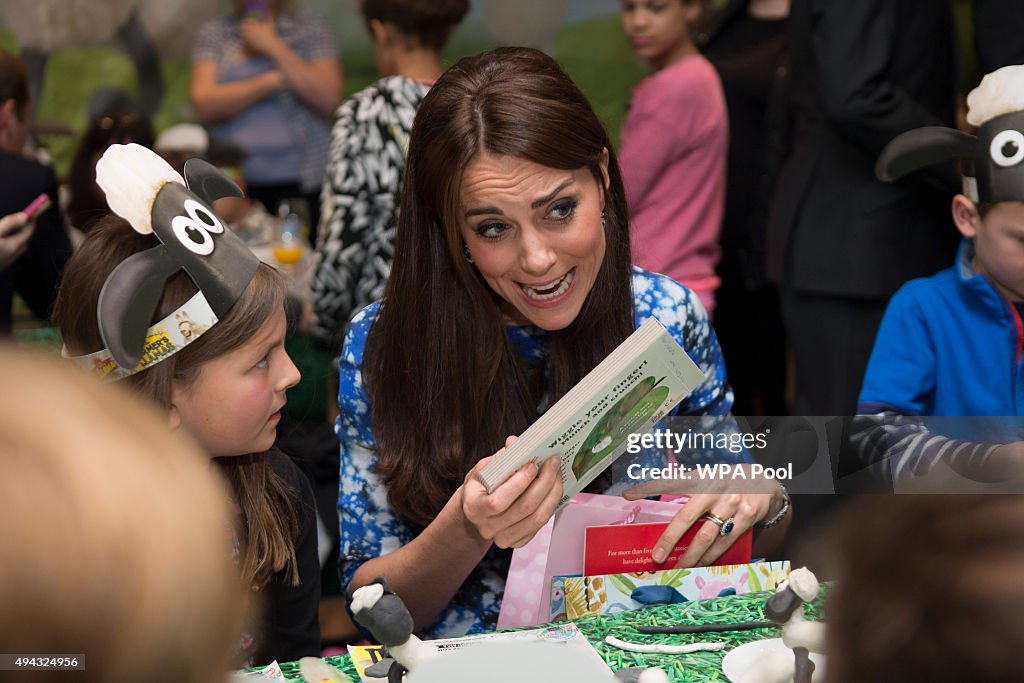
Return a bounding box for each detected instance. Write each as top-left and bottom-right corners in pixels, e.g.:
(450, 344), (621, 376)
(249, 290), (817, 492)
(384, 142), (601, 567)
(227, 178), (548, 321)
(854, 65), (1024, 486)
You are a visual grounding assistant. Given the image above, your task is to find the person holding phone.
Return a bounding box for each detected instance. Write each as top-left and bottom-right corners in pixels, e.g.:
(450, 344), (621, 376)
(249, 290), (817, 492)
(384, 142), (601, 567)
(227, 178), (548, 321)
(0, 47), (71, 336)
(0, 212), (34, 270)
(0, 194), (50, 265)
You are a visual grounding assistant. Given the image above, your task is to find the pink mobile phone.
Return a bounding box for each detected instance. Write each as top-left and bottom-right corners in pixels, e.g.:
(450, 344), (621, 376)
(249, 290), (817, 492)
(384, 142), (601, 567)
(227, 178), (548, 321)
(23, 193), (51, 219)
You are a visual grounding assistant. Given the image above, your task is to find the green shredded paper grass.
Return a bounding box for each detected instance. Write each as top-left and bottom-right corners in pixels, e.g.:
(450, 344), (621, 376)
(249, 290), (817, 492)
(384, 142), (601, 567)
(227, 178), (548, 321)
(251, 589), (826, 682)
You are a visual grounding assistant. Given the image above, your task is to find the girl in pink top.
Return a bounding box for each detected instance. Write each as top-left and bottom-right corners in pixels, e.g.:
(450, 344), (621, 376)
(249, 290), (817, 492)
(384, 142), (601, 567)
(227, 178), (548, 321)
(620, 0), (728, 312)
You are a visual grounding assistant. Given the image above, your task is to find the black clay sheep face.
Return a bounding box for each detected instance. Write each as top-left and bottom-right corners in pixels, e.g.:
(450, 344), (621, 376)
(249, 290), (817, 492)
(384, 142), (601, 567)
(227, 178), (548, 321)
(93, 144), (258, 369)
(976, 110), (1024, 202)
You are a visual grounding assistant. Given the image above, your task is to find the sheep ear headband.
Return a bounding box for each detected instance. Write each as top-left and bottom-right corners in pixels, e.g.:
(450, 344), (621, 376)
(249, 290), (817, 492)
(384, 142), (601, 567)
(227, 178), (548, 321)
(877, 64), (1024, 203)
(68, 143), (258, 380)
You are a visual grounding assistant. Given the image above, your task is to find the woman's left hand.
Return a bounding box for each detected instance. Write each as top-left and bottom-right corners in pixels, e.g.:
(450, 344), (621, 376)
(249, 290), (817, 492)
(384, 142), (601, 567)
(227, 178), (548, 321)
(623, 471), (785, 567)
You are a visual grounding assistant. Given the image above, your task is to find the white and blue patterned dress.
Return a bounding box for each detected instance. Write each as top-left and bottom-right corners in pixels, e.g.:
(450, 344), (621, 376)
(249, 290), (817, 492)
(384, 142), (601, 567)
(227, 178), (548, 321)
(336, 267), (743, 638)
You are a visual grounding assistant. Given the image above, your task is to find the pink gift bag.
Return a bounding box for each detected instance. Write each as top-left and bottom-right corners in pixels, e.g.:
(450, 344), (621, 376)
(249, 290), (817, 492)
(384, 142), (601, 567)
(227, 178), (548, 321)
(497, 493), (686, 630)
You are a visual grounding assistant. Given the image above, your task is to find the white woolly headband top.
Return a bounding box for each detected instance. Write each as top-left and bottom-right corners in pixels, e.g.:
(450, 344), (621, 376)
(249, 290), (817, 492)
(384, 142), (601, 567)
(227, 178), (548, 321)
(966, 64), (1024, 128)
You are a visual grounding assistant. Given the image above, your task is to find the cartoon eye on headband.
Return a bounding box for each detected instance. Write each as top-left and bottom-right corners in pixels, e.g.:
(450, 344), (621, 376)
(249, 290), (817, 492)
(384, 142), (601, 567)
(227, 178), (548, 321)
(69, 143), (259, 379)
(877, 66), (1024, 204)
(876, 113), (1024, 204)
(990, 128), (1024, 168)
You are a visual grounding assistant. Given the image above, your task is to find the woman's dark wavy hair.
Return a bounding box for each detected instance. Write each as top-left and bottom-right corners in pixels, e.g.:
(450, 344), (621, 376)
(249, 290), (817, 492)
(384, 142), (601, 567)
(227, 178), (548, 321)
(363, 46), (635, 528)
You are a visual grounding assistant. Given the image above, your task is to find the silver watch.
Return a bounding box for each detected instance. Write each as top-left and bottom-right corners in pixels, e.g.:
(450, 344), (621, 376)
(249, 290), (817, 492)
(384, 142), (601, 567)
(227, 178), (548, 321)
(753, 487), (791, 529)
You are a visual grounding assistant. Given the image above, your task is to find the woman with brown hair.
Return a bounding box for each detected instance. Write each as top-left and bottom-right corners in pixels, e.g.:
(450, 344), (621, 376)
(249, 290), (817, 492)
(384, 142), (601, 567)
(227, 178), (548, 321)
(336, 46), (790, 638)
(53, 146), (320, 666)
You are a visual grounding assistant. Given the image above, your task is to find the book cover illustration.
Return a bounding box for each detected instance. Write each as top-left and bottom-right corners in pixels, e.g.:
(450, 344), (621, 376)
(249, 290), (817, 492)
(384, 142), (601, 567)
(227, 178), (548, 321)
(550, 561), (791, 621)
(570, 374), (670, 480)
(478, 318), (706, 508)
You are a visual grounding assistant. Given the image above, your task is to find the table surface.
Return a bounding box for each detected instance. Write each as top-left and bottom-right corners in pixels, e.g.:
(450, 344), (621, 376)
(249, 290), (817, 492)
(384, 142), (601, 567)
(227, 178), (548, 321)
(256, 590), (825, 682)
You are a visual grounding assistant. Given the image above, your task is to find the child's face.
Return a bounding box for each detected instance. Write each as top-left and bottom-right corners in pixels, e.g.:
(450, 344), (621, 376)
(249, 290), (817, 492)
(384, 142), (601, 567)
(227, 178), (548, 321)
(170, 308), (300, 456)
(972, 201), (1024, 302)
(620, 0), (697, 71)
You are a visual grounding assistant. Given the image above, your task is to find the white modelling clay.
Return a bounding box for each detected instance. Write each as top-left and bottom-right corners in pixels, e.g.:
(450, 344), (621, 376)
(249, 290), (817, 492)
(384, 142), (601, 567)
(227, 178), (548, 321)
(604, 636), (726, 654)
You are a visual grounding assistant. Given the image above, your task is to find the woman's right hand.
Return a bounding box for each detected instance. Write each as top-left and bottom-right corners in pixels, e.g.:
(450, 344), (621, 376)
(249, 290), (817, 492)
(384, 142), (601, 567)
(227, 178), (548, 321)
(460, 436), (564, 549)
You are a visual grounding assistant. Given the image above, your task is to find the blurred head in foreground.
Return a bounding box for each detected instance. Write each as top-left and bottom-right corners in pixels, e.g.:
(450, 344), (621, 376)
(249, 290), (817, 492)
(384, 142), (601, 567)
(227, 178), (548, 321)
(0, 349), (245, 683)
(828, 495), (1024, 683)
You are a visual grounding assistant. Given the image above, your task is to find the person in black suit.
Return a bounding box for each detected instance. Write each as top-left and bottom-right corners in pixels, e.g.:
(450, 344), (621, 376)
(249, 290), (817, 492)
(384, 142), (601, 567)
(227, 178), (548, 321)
(763, 0), (961, 570)
(0, 47), (71, 336)
(972, 0), (1024, 76)
(766, 0), (960, 417)
(696, 0), (790, 417)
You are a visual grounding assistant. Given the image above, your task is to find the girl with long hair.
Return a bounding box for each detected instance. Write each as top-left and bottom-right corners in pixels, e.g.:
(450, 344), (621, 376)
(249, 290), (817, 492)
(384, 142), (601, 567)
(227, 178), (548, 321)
(54, 150), (320, 665)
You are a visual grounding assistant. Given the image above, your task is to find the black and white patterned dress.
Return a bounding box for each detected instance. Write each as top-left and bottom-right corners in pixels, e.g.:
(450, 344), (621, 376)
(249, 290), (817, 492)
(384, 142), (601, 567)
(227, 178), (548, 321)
(312, 76), (430, 348)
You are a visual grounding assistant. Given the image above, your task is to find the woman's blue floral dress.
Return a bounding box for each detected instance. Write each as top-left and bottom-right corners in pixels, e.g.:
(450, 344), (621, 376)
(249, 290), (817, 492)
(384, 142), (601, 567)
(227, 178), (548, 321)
(335, 267), (743, 638)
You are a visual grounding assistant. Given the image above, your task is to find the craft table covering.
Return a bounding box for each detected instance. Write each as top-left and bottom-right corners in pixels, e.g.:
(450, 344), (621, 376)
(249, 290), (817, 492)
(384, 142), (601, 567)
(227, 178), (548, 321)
(248, 590), (826, 682)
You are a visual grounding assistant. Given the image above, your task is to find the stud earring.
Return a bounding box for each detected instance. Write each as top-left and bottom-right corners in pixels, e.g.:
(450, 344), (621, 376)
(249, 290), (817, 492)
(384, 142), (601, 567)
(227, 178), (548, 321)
(463, 244), (474, 264)
(601, 210), (607, 228)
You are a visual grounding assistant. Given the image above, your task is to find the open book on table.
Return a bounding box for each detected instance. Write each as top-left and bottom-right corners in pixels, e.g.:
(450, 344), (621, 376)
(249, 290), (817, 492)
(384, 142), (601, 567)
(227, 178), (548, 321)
(477, 317), (706, 508)
(347, 623), (610, 683)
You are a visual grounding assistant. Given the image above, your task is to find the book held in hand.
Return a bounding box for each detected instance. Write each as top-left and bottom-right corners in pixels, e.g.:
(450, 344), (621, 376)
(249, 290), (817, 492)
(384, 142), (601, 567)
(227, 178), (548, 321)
(477, 317), (706, 507)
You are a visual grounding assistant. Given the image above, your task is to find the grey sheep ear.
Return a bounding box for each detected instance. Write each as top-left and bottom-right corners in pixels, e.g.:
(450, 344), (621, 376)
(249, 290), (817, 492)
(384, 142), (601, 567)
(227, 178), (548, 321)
(876, 127), (977, 182)
(97, 245), (181, 369)
(183, 157), (244, 204)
